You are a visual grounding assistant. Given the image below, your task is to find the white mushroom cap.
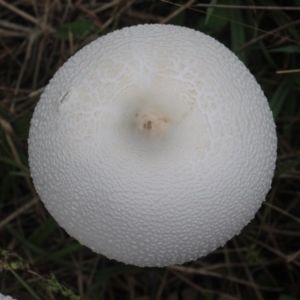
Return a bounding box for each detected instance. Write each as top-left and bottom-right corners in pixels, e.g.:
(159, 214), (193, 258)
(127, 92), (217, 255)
(0, 294), (17, 300)
(28, 24), (277, 267)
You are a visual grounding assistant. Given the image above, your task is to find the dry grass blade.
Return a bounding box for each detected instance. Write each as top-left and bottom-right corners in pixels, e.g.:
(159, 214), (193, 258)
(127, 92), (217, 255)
(191, 3), (300, 10)
(276, 69), (300, 74)
(264, 202), (300, 225)
(0, 20), (32, 32)
(0, 0), (40, 25)
(0, 198), (38, 231)
(168, 265), (283, 291)
(0, 28), (28, 38)
(160, 0), (196, 24)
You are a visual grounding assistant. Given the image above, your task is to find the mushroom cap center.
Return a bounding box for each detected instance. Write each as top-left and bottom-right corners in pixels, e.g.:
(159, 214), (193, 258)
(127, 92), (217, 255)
(135, 109), (171, 137)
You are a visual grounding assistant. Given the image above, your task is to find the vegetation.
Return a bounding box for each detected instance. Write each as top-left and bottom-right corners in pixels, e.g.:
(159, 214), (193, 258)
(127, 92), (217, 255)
(0, 0), (299, 299)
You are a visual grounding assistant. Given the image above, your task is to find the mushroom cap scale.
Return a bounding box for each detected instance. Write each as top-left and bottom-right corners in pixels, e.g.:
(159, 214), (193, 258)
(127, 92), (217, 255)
(28, 24), (277, 267)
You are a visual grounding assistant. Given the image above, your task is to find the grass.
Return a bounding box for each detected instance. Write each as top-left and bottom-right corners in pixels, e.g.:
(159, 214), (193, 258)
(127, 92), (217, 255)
(0, 0), (300, 299)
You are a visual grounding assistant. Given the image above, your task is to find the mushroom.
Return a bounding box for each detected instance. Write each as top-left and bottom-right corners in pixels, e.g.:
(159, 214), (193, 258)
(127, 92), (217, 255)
(0, 294), (16, 300)
(28, 24), (277, 267)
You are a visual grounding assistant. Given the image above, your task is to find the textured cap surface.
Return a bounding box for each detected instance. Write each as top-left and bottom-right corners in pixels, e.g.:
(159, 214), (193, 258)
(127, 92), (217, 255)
(28, 24), (277, 267)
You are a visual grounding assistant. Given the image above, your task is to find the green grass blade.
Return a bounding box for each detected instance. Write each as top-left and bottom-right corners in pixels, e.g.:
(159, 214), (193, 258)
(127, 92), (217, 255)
(205, 0), (218, 25)
(10, 269), (42, 300)
(269, 76), (291, 120)
(229, 0), (246, 62)
(28, 217), (59, 246)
